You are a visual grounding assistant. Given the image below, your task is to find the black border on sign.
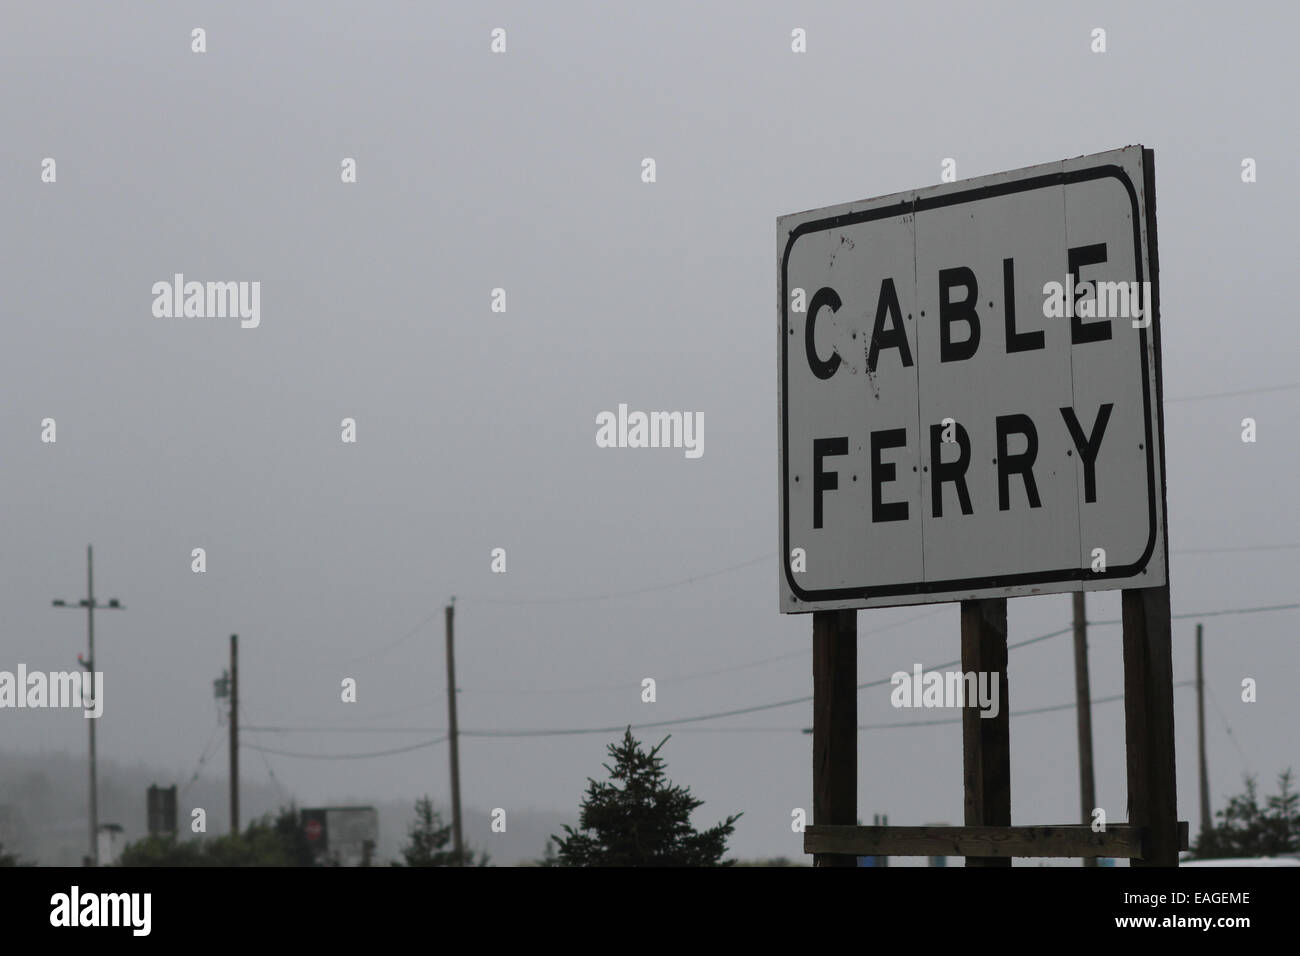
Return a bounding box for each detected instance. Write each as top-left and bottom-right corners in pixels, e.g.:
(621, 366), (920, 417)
(780, 162), (1160, 607)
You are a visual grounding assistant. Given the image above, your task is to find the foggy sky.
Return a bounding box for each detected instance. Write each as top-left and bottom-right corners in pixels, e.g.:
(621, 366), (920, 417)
(2, 0), (1297, 863)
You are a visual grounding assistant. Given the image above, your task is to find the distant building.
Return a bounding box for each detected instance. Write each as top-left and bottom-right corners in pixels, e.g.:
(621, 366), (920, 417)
(97, 824), (125, 866)
(301, 807), (379, 866)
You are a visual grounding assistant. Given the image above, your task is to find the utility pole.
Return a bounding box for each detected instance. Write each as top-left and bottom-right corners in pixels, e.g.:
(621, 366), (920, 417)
(445, 600), (464, 865)
(1197, 623), (1211, 842)
(230, 634), (239, 835)
(52, 545), (124, 867)
(1072, 592), (1097, 867)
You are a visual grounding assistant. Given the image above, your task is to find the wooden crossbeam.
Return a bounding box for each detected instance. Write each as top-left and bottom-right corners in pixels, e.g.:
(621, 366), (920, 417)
(804, 822), (1189, 860)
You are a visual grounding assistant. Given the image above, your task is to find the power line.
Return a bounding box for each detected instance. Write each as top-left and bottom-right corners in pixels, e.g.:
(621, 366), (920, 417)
(1089, 602), (1300, 626)
(462, 606), (948, 697)
(253, 747), (289, 798)
(343, 543), (1295, 673)
(240, 702), (290, 800)
(1166, 381), (1300, 403)
(1173, 543), (1300, 555)
(851, 681), (1195, 730)
(1204, 683), (1251, 775)
(242, 699), (447, 731)
(242, 624), (1071, 737)
(246, 724), (810, 737)
(241, 736), (448, 761)
(244, 725), (447, 734)
(347, 607), (444, 666)
(1174, 601), (1300, 620)
(447, 600), (1297, 738)
(644, 726), (809, 734)
(851, 625), (1077, 697)
(347, 581), (941, 702)
(355, 699), (446, 719)
(243, 599), (1296, 743)
(244, 683), (1203, 742)
(347, 552), (776, 666)
(179, 723), (224, 797)
(459, 552), (775, 607)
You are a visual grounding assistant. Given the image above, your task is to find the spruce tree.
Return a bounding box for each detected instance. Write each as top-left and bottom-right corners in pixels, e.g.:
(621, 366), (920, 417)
(552, 728), (741, 866)
(396, 795), (488, 866)
(1191, 769), (1299, 859)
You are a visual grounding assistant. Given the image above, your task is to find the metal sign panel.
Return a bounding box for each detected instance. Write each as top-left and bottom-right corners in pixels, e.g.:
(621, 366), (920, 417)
(778, 146), (1166, 612)
(146, 784), (177, 836)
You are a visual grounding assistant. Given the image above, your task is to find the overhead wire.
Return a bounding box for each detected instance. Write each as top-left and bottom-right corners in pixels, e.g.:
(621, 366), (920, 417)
(179, 723), (224, 797)
(343, 541), (1298, 673)
(853, 680), (1195, 730)
(1165, 381), (1300, 403)
(1203, 683), (1252, 775)
(240, 702), (291, 800)
(242, 599), (1295, 744)
(241, 736), (449, 760)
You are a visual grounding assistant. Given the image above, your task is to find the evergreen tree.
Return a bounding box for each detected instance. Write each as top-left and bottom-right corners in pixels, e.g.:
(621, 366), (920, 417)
(1265, 770), (1299, 850)
(552, 728), (741, 866)
(1191, 769), (1299, 859)
(395, 795), (488, 867)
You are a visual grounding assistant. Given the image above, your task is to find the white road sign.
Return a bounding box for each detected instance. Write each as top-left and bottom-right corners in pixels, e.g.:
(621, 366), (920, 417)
(778, 146), (1167, 612)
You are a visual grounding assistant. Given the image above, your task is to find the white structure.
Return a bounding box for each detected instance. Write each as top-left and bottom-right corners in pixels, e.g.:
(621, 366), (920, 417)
(96, 823), (124, 866)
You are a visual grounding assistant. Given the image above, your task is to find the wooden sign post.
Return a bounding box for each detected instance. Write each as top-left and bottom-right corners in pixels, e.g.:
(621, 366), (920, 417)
(961, 599), (1010, 867)
(1123, 585), (1179, 866)
(812, 610), (857, 867)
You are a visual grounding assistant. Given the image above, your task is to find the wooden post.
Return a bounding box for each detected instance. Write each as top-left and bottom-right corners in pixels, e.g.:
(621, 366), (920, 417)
(445, 601), (464, 865)
(1114, 149), (1178, 866)
(1197, 623), (1211, 843)
(1123, 585), (1178, 865)
(1072, 592), (1098, 866)
(230, 633), (239, 836)
(961, 598), (1010, 867)
(812, 609), (856, 867)
(87, 546), (98, 866)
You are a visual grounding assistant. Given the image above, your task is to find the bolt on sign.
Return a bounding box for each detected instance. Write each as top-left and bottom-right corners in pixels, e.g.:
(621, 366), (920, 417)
(778, 146), (1166, 612)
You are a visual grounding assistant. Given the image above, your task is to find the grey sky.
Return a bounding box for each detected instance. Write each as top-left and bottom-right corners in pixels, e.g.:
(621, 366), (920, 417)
(1, 1), (1297, 863)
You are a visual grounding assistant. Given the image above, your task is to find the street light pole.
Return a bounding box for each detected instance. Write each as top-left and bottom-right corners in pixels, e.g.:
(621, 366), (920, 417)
(52, 545), (124, 867)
